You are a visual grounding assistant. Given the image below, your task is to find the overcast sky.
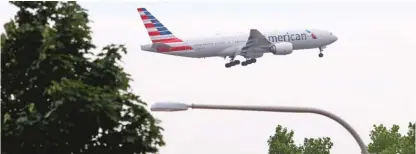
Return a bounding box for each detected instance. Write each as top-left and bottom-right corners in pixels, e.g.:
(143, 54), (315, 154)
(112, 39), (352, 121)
(1, 0), (415, 154)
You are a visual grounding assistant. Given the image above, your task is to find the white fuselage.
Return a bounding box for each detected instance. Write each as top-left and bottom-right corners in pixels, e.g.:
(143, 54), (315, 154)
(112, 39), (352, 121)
(140, 29), (338, 58)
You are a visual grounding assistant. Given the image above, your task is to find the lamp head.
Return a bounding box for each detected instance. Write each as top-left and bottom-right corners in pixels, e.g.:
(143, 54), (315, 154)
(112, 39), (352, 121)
(150, 102), (189, 112)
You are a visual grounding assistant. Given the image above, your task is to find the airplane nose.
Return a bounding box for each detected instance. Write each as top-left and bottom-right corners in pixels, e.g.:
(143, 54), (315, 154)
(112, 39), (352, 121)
(331, 35), (338, 43)
(327, 31), (337, 43)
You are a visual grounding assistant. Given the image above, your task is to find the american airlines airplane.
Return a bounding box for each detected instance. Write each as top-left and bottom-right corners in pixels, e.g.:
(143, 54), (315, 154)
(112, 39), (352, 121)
(138, 8), (338, 68)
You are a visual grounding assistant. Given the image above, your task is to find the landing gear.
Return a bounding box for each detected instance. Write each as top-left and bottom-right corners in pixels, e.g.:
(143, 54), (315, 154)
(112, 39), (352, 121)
(318, 47), (324, 58)
(224, 56), (257, 68)
(241, 58), (256, 66)
(225, 56), (240, 68)
(225, 60), (240, 68)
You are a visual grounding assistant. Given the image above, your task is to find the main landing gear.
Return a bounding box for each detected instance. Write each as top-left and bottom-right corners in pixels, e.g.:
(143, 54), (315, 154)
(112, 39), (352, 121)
(225, 60), (240, 68)
(318, 47), (324, 58)
(241, 58), (256, 66)
(224, 56), (257, 68)
(225, 56), (240, 68)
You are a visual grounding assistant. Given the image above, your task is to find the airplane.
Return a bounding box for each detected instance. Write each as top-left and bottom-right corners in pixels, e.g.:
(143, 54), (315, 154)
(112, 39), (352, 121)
(137, 8), (338, 68)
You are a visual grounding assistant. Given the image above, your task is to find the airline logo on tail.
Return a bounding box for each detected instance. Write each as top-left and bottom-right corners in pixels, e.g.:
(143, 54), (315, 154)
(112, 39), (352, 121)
(137, 8), (193, 52)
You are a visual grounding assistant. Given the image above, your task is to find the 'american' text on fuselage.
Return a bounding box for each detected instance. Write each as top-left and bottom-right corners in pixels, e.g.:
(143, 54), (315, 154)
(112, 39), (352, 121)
(267, 33), (309, 43)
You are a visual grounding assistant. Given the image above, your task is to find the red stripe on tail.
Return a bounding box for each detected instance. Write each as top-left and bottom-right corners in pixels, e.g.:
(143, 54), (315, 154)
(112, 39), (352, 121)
(140, 15), (148, 20)
(157, 45), (193, 52)
(152, 38), (183, 43)
(144, 23), (155, 28)
(148, 31), (161, 36)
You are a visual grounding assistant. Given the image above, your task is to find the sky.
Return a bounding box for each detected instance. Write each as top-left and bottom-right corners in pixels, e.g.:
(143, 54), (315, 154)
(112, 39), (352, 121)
(1, 0), (415, 154)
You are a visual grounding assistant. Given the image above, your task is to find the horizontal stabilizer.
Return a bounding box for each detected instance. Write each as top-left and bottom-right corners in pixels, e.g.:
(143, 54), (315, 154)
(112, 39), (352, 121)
(151, 42), (171, 49)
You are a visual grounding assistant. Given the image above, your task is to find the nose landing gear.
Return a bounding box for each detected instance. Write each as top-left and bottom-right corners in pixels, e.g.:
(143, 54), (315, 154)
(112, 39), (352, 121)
(318, 47), (324, 58)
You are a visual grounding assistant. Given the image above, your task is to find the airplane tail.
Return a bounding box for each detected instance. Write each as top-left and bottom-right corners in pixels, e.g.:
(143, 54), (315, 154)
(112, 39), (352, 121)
(137, 8), (184, 44)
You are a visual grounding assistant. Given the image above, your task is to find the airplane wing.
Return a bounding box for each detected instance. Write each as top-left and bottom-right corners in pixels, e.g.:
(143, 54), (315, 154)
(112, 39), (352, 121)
(239, 29), (274, 58)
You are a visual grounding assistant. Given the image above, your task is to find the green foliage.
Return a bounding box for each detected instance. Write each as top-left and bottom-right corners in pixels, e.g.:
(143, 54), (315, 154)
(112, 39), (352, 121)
(300, 137), (333, 154)
(267, 122), (415, 154)
(267, 125), (333, 154)
(1, 1), (164, 154)
(367, 122), (415, 154)
(267, 125), (302, 154)
(402, 123), (416, 154)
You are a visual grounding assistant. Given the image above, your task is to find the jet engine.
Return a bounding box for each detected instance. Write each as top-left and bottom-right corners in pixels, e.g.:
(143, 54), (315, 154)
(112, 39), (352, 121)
(270, 42), (293, 55)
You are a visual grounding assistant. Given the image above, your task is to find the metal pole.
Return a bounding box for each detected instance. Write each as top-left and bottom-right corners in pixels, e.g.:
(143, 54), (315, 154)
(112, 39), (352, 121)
(190, 104), (369, 154)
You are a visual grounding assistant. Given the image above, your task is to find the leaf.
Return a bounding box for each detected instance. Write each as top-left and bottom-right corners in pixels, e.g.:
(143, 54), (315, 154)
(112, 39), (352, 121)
(16, 117), (28, 124)
(3, 113), (12, 123)
(28, 103), (35, 113)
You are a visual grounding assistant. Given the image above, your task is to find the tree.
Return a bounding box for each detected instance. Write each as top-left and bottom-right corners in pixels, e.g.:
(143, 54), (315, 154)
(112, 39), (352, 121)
(267, 122), (415, 154)
(267, 125), (333, 154)
(367, 122), (415, 154)
(300, 137), (333, 154)
(267, 125), (302, 154)
(1, 1), (164, 154)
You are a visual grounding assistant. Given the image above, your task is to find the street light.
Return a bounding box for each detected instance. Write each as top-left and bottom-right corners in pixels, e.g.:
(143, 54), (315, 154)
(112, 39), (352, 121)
(151, 102), (370, 154)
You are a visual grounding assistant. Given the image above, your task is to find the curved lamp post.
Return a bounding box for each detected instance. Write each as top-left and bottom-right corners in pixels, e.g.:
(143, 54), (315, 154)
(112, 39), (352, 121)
(151, 102), (370, 154)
